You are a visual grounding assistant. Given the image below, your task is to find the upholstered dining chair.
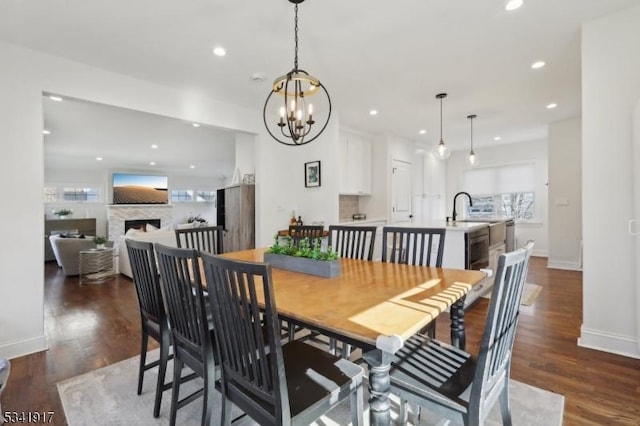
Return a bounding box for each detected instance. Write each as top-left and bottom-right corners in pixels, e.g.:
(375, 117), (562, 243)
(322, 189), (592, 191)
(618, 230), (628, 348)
(175, 225), (224, 254)
(154, 243), (219, 426)
(389, 241), (534, 426)
(126, 239), (173, 418)
(382, 226), (446, 338)
(200, 253), (364, 426)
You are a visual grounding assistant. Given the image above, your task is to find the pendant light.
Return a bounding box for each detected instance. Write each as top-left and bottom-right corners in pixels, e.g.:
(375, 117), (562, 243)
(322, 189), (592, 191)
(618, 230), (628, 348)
(467, 114), (478, 166)
(433, 93), (451, 160)
(263, 0), (332, 146)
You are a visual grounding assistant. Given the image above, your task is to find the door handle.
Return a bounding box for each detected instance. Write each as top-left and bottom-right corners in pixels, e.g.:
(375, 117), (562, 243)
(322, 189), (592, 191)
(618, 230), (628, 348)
(629, 219), (639, 236)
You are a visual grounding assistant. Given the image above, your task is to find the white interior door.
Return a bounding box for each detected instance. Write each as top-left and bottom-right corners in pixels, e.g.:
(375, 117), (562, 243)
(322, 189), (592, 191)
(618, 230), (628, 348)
(391, 159), (412, 223)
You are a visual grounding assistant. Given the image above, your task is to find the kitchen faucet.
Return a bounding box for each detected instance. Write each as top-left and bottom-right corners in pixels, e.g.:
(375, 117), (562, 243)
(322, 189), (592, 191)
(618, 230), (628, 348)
(452, 191), (472, 222)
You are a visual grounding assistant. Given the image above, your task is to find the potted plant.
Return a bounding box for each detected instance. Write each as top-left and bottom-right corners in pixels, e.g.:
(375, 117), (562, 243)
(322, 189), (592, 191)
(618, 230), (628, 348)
(54, 208), (73, 219)
(93, 236), (107, 250)
(264, 236), (340, 278)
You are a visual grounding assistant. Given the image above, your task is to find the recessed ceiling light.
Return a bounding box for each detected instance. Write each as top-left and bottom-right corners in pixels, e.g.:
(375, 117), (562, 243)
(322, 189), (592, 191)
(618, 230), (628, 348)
(150, 144), (158, 149)
(96, 157), (103, 161)
(505, 0), (523, 11)
(42, 129), (51, 135)
(213, 47), (226, 57)
(494, 136), (502, 141)
(49, 95), (63, 102)
(192, 123), (200, 128)
(546, 103), (558, 109)
(369, 109), (378, 116)
(149, 161), (156, 166)
(190, 165), (196, 169)
(419, 129), (427, 135)
(531, 61), (546, 69)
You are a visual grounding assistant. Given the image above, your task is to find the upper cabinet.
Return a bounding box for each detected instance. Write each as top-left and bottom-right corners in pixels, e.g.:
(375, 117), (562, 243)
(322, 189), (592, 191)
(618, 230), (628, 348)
(339, 130), (372, 195)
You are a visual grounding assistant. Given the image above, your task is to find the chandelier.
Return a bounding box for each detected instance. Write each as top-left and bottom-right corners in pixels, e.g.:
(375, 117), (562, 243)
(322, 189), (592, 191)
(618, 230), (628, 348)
(433, 93), (451, 160)
(263, 0), (332, 146)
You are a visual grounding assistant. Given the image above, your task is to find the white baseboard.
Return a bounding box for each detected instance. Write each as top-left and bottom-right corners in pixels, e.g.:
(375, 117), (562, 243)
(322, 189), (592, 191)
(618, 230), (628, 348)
(547, 260), (582, 271)
(532, 249), (548, 258)
(0, 335), (48, 360)
(578, 326), (640, 359)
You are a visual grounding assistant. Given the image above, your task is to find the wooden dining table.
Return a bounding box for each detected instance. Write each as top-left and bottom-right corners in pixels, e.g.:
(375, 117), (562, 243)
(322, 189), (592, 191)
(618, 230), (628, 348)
(211, 248), (486, 426)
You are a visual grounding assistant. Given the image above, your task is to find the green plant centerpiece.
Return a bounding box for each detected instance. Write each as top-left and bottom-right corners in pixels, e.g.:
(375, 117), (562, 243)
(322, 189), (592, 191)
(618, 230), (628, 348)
(264, 235), (340, 278)
(93, 235), (107, 249)
(54, 208), (73, 218)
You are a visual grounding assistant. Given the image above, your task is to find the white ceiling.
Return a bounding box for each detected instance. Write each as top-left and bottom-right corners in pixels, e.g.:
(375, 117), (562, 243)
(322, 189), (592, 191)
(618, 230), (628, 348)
(2, 0), (640, 171)
(42, 96), (237, 178)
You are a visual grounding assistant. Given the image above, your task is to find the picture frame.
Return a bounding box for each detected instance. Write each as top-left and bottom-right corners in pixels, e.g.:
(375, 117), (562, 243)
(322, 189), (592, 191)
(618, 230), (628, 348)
(304, 161), (321, 187)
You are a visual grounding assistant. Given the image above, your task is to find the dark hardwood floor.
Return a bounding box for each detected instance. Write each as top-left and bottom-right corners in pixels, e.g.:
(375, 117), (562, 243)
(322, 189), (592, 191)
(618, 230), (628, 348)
(2, 257), (640, 425)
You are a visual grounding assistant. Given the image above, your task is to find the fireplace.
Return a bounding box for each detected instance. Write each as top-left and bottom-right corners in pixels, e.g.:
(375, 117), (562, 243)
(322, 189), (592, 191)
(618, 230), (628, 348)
(106, 205), (173, 241)
(125, 219), (161, 233)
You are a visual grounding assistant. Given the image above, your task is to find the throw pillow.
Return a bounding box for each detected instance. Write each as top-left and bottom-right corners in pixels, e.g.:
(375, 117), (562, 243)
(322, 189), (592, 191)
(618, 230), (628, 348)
(146, 223), (159, 232)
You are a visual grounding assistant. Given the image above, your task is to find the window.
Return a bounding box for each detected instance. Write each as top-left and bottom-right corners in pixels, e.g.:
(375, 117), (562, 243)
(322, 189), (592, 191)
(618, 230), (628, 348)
(195, 190), (216, 203)
(63, 187), (100, 202)
(43, 184), (101, 203)
(170, 189), (194, 203)
(463, 162), (537, 222)
(469, 192), (535, 220)
(171, 189), (216, 203)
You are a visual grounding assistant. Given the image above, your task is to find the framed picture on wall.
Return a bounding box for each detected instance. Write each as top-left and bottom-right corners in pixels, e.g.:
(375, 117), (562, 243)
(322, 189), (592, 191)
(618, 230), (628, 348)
(304, 161), (321, 187)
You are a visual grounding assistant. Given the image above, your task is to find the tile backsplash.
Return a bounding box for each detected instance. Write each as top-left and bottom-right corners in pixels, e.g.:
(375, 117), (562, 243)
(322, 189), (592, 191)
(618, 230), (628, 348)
(339, 195), (360, 221)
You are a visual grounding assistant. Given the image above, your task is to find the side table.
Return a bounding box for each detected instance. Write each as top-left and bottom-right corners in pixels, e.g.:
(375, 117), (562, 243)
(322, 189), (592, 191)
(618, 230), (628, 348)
(79, 248), (116, 285)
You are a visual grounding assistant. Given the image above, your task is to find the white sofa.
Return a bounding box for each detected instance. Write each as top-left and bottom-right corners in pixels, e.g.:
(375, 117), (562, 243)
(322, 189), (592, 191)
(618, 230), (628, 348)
(118, 228), (177, 279)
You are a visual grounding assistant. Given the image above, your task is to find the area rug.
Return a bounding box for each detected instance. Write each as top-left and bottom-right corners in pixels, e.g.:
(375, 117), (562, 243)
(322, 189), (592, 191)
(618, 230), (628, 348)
(58, 350), (563, 425)
(482, 283), (542, 306)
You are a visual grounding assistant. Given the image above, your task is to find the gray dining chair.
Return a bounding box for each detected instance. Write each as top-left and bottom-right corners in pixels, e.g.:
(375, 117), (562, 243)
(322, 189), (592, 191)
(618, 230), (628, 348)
(288, 224), (324, 248)
(327, 224), (377, 357)
(382, 226), (446, 338)
(389, 241), (534, 426)
(175, 225), (224, 254)
(200, 253), (364, 426)
(126, 239), (173, 418)
(155, 243), (219, 426)
(328, 225), (377, 261)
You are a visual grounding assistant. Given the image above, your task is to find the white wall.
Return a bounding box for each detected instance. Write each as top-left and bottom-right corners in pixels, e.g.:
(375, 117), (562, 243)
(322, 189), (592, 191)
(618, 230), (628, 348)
(580, 5), (640, 359)
(445, 140), (549, 256)
(0, 40), (293, 359)
(547, 117), (582, 270)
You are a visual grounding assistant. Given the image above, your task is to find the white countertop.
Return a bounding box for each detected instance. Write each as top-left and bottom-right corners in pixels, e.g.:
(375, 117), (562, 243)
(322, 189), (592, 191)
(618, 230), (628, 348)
(338, 218), (387, 225)
(385, 220), (491, 232)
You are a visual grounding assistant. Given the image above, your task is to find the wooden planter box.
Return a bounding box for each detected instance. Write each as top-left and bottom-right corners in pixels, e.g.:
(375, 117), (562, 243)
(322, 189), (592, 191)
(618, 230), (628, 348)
(263, 252), (340, 278)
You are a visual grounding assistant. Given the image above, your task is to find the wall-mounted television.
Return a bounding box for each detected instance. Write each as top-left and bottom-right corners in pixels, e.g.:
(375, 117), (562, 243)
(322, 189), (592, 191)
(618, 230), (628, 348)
(112, 173), (168, 204)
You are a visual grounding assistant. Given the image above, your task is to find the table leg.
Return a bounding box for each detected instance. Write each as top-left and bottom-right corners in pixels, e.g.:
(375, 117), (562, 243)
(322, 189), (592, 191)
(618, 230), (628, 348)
(450, 296), (466, 350)
(362, 349), (393, 426)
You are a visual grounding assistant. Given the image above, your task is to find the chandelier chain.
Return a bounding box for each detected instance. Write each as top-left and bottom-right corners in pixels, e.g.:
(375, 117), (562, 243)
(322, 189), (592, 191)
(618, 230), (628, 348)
(294, 3), (299, 70)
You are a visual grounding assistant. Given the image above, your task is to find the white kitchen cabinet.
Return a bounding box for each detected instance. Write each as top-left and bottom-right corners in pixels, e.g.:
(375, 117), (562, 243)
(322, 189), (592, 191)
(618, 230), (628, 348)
(339, 131), (372, 195)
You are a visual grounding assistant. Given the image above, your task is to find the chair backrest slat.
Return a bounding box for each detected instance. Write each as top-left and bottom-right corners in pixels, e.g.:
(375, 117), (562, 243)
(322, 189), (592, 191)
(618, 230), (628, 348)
(381, 226), (446, 267)
(328, 225), (377, 261)
(471, 241), (534, 410)
(201, 253), (290, 424)
(175, 226), (224, 254)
